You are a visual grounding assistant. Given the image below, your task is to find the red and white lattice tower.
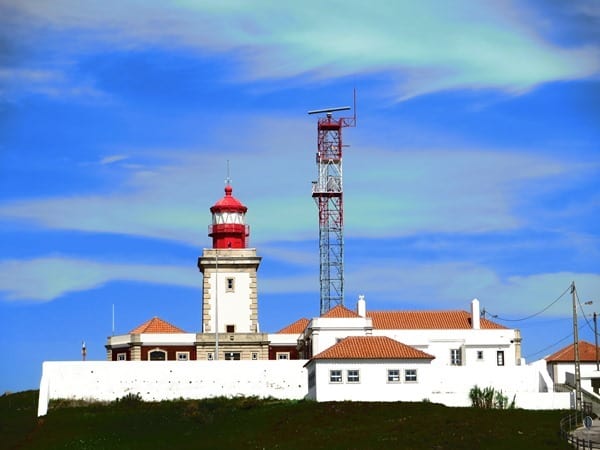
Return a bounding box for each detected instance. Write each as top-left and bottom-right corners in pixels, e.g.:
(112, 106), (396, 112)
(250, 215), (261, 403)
(309, 102), (356, 315)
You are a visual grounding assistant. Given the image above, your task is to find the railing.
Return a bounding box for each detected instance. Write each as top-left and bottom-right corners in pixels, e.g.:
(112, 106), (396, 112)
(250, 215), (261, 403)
(560, 403), (600, 449)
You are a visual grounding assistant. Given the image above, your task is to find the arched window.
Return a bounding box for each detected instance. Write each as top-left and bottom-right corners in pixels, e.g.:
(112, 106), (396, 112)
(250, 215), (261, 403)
(148, 349), (167, 361)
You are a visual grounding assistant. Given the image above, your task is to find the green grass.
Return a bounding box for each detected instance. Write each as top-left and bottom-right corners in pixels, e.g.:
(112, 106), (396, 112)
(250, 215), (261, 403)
(2, 391), (572, 449)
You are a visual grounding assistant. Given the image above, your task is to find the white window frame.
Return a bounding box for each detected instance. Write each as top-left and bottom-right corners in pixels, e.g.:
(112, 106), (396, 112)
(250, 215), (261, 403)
(476, 350), (484, 361)
(387, 369), (400, 383)
(497, 350), (505, 366)
(329, 369), (342, 383)
(347, 369), (360, 383)
(276, 352), (290, 360)
(226, 277), (235, 293)
(117, 353), (126, 361)
(251, 352), (258, 360)
(148, 348), (167, 361)
(450, 348), (462, 366)
(207, 352), (214, 360)
(404, 369), (418, 383)
(176, 351), (190, 361)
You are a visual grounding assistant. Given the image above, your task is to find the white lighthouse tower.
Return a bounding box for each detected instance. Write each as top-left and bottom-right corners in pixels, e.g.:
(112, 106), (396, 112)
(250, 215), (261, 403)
(196, 183), (268, 360)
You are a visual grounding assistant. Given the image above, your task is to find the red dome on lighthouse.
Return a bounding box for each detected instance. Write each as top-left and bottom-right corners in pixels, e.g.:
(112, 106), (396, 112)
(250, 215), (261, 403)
(208, 185), (249, 249)
(210, 185), (247, 214)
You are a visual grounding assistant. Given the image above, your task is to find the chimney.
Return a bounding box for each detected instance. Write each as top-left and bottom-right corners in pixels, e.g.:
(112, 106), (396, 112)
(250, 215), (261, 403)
(471, 298), (480, 329)
(357, 294), (366, 317)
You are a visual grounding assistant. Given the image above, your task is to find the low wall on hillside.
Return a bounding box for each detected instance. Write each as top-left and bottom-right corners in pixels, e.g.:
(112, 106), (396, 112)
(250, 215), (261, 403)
(38, 360), (308, 416)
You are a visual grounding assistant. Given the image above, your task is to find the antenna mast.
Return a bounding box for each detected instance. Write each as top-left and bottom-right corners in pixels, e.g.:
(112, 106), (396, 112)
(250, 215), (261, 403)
(308, 95), (356, 314)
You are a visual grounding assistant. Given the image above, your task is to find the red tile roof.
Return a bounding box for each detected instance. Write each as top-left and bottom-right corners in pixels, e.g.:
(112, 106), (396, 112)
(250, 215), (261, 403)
(367, 310), (506, 330)
(312, 336), (435, 360)
(276, 318), (309, 334)
(321, 305), (361, 318)
(546, 341), (598, 363)
(130, 317), (186, 334)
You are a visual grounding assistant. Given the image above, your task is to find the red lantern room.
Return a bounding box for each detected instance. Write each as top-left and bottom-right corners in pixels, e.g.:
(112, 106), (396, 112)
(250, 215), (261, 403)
(208, 184), (249, 249)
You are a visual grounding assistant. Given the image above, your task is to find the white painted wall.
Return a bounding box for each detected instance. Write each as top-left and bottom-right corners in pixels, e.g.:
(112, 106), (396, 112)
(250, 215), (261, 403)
(38, 360), (307, 417)
(309, 317), (372, 355)
(208, 271), (252, 332)
(371, 328), (518, 367)
(548, 361), (600, 384)
(306, 359), (570, 409)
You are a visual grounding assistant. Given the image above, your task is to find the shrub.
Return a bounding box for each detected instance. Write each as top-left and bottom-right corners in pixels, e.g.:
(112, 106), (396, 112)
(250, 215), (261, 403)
(470, 385), (516, 409)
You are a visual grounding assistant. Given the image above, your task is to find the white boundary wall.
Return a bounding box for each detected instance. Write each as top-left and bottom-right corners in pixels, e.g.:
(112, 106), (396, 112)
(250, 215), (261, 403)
(38, 360), (308, 416)
(38, 359), (571, 416)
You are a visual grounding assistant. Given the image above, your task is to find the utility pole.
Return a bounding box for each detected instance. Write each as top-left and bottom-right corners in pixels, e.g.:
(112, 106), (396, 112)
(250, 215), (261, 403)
(572, 281), (582, 411)
(595, 312), (599, 372)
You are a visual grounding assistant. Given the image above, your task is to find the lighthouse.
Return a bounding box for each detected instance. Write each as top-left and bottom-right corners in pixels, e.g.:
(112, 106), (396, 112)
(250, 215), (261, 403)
(196, 183), (268, 360)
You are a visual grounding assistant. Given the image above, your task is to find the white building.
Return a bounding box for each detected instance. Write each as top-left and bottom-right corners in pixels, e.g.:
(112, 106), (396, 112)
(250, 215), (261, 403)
(292, 296), (521, 370)
(38, 184), (571, 415)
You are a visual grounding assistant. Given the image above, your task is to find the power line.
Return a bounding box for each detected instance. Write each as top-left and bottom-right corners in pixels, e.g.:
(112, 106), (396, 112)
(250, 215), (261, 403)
(575, 286), (596, 334)
(487, 284), (571, 322)
(524, 322), (588, 360)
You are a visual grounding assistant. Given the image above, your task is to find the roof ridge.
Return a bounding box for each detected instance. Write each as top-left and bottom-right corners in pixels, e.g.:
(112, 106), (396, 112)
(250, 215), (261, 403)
(129, 317), (186, 334)
(311, 335), (435, 361)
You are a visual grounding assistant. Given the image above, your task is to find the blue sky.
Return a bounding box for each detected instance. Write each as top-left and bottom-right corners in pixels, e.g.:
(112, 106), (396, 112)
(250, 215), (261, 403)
(1, 0), (599, 393)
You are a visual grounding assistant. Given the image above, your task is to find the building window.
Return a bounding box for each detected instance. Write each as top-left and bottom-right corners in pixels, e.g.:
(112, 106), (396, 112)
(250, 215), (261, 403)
(450, 348), (462, 366)
(148, 349), (167, 361)
(226, 324), (235, 333)
(226, 277), (235, 292)
(404, 369), (418, 382)
(477, 351), (484, 360)
(497, 350), (505, 366)
(176, 352), (189, 361)
(224, 352), (240, 360)
(347, 369), (360, 383)
(276, 352), (290, 360)
(117, 353), (126, 361)
(207, 352), (214, 360)
(251, 352), (258, 360)
(387, 369), (400, 383)
(329, 370), (342, 383)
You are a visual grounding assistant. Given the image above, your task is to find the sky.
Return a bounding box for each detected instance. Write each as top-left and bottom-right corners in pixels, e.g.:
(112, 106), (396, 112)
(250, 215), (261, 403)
(0, 0), (599, 393)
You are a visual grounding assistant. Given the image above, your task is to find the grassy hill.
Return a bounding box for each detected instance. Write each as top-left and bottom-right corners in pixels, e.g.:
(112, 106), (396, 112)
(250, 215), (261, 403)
(2, 391), (571, 449)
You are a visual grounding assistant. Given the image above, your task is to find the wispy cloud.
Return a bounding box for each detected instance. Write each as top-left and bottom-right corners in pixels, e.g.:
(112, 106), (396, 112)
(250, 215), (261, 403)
(0, 108), (578, 246)
(0, 124), (573, 246)
(0, 67), (108, 100)
(344, 260), (600, 317)
(5, 0), (599, 99)
(0, 256), (198, 301)
(99, 155), (128, 165)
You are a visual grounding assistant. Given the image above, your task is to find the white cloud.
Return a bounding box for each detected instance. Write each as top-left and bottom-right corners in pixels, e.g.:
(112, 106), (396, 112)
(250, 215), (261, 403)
(0, 256), (198, 301)
(99, 155), (128, 165)
(344, 259), (600, 318)
(0, 116), (576, 246)
(0, 67), (109, 100)
(6, 0), (599, 99)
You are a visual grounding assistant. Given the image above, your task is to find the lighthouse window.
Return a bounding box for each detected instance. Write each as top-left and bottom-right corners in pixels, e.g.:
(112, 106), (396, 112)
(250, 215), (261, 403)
(226, 277), (235, 292)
